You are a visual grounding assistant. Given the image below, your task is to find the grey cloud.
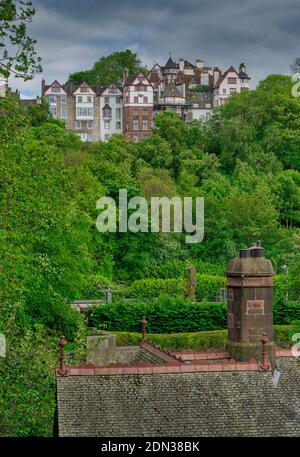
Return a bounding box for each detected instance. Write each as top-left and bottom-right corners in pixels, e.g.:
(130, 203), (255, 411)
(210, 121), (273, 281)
(9, 0), (299, 96)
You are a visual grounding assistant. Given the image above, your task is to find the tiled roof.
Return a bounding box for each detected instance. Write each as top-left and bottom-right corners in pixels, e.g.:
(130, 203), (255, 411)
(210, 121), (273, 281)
(56, 356), (300, 436)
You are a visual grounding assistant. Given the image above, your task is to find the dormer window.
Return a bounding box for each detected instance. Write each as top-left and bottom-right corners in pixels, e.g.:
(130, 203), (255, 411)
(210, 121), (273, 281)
(80, 86), (89, 93)
(52, 86), (60, 93)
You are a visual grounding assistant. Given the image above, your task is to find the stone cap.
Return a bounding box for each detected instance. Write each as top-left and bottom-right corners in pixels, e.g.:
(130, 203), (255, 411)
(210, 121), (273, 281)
(226, 242), (275, 277)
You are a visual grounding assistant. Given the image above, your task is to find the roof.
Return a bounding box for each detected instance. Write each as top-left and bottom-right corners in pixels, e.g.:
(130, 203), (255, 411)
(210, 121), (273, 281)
(162, 81), (183, 98)
(164, 57), (179, 69)
(213, 66), (239, 89)
(56, 355), (300, 436)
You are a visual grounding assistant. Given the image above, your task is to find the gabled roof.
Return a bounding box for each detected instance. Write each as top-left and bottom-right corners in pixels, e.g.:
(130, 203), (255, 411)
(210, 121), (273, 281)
(164, 57), (179, 69)
(162, 81), (183, 98)
(213, 66), (239, 89)
(124, 71), (153, 87)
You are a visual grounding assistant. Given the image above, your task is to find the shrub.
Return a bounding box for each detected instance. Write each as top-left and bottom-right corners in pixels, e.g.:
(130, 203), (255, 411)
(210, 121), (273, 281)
(196, 274), (226, 301)
(89, 295), (227, 333)
(113, 325), (298, 350)
(129, 278), (185, 299)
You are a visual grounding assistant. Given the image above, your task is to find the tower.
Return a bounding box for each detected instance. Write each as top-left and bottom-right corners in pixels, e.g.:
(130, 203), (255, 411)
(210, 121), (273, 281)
(226, 241), (276, 368)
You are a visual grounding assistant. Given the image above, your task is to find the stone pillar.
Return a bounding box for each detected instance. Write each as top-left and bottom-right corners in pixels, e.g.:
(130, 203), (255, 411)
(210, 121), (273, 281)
(226, 242), (276, 368)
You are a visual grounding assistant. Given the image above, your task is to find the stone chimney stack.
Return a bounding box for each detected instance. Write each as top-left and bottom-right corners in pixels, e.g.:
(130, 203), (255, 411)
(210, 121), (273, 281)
(195, 59), (204, 69)
(179, 58), (185, 72)
(226, 241), (276, 368)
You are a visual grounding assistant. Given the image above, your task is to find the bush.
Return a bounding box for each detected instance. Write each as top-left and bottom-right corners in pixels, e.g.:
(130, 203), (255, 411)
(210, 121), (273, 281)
(113, 324), (298, 350)
(89, 295), (227, 333)
(129, 278), (185, 299)
(274, 301), (300, 324)
(196, 274), (226, 301)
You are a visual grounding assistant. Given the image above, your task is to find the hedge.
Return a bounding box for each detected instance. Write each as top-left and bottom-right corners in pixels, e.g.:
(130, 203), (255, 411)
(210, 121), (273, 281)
(89, 295), (227, 333)
(125, 274), (298, 303)
(112, 324), (300, 350)
(129, 278), (186, 299)
(89, 295), (300, 334)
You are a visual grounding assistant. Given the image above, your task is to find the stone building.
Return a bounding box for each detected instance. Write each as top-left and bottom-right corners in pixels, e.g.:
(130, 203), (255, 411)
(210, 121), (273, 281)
(123, 71), (154, 141)
(56, 244), (300, 437)
(41, 56), (250, 142)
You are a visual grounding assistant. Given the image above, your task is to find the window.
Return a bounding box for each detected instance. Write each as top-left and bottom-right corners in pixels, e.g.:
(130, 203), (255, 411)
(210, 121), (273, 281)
(50, 106), (57, 117)
(87, 96), (92, 103)
(116, 121), (121, 130)
(103, 108), (112, 118)
(104, 134), (110, 141)
(142, 120), (148, 130)
(143, 110), (148, 116)
(133, 110), (139, 120)
(80, 86), (89, 93)
(87, 120), (93, 129)
(105, 96), (109, 104)
(135, 85), (146, 92)
(116, 108), (121, 119)
(61, 106), (67, 118)
(229, 88), (236, 94)
(76, 107), (93, 117)
(134, 96), (139, 103)
(116, 96), (121, 104)
(104, 121), (110, 129)
(52, 86), (60, 93)
(227, 77), (237, 84)
(133, 120), (139, 130)
(201, 74), (209, 85)
(80, 133), (88, 141)
(125, 96), (129, 104)
(222, 89), (226, 94)
(48, 96), (56, 103)
(76, 121), (82, 129)
(108, 88), (118, 94)
(61, 96), (66, 103)
(143, 97), (148, 103)
(77, 96), (83, 103)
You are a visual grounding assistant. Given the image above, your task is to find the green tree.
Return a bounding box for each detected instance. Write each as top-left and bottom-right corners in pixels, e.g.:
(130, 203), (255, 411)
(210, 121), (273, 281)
(68, 50), (145, 86)
(0, 0), (42, 79)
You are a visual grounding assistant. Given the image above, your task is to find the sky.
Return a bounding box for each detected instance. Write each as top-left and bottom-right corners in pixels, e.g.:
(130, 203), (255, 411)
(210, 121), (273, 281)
(8, 0), (300, 98)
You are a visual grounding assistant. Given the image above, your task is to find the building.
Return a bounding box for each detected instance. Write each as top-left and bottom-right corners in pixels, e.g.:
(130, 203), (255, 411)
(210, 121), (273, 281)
(213, 63), (251, 107)
(123, 71), (154, 141)
(100, 83), (123, 142)
(56, 243), (300, 437)
(150, 56), (250, 120)
(41, 57), (250, 142)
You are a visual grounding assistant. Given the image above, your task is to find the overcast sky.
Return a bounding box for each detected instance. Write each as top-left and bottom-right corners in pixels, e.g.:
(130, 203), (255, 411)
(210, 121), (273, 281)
(8, 0), (300, 97)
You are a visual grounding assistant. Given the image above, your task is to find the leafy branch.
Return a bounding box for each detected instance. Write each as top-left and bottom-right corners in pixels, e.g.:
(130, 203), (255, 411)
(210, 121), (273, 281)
(0, 0), (42, 80)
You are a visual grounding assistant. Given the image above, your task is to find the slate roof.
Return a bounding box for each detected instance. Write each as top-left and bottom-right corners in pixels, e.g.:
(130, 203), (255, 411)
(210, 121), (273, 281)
(164, 57), (179, 69)
(56, 355), (300, 437)
(162, 81), (183, 98)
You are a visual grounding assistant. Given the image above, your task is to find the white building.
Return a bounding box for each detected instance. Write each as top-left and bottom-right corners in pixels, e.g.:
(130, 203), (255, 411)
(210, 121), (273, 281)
(100, 84), (123, 142)
(213, 64), (250, 107)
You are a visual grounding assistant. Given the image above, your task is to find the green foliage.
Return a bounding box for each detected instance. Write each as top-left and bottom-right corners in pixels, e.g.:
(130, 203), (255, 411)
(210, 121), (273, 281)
(129, 278), (186, 299)
(114, 324), (296, 350)
(0, 0), (42, 79)
(0, 326), (57, 436)
(67, 50), (145, 86)
(196, 274), (226, 301)
(89, 295), (227, 333)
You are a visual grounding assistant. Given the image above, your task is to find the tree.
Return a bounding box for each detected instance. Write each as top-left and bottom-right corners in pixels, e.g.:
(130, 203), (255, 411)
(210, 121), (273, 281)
(0, 0), (42, 79)
(68, 50), (145, 86)
(290, 58), (300, 75)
